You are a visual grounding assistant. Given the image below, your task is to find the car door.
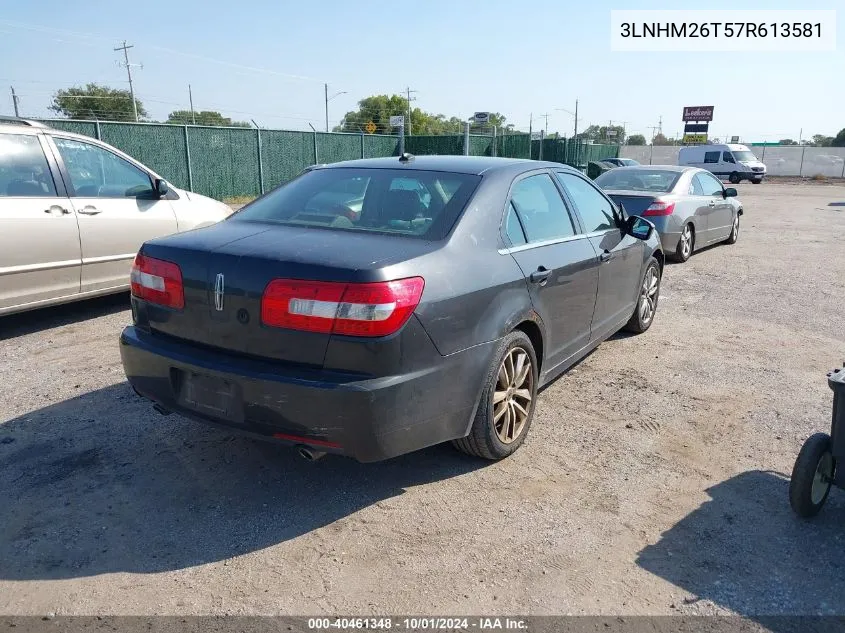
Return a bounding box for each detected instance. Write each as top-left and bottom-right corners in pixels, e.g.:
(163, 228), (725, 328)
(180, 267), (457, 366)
(695, 171), (732, 243)
(0, 132), (81, 311)
(48, 135), (179, 293)
(503, 171), (600, 370)
(687, 172), (713, 239)
(554, 170), (644, 342)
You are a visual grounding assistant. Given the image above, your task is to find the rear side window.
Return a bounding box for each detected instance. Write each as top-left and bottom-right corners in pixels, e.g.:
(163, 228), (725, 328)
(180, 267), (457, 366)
(509, 173), (575, 243)
(503, 202), (527, 246)
(704, 151), (720, 164)
(555, 172), (616, 233)
(0, 134), (57, 197)
(234, 168), (481, 240)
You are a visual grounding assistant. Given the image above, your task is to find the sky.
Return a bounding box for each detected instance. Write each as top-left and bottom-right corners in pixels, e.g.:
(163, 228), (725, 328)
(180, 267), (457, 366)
(1, 0), (842, 142)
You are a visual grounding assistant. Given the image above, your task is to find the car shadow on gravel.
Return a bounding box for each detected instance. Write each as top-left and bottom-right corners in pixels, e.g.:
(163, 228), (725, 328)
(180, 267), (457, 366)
(0, 294), (129, 341)
(0, 382), (486, 580)
(637, 470), (845, 619)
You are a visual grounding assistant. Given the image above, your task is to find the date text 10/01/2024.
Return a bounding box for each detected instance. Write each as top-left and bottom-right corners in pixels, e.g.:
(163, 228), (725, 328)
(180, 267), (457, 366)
(308, 618), (528, 630)
(620, 22), (822, 38)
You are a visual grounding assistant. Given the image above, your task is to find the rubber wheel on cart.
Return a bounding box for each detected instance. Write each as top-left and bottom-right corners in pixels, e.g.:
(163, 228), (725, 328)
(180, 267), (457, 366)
(789, 432), (835, 518)
(729, 172), (741, 184)
(452, 330), (538, 460)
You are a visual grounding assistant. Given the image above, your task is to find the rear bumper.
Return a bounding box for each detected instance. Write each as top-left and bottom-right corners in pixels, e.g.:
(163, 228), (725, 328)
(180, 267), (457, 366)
(119, 325), (494, 462)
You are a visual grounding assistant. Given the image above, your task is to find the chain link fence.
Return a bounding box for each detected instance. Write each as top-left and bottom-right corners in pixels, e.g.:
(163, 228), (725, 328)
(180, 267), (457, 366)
(36, 119), (608, 199)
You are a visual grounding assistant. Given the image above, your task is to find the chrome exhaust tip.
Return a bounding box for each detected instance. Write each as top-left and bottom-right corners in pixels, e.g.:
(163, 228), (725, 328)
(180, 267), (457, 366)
(296, 445), (326, 461)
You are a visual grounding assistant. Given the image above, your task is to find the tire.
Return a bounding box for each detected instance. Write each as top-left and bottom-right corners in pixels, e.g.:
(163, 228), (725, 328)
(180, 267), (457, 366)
(452, 330), (538, 460)
(672, 223), (694, 262)
(729, 172), (740, 184)
(623, 258), (661, 334)
(751, 179), (762, 185)
(789, 433), (835, 518)
(725, 213), (740, 244)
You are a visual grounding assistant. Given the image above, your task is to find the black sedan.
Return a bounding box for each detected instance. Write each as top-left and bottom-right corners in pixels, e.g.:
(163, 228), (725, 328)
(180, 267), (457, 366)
(121, 156), (664, 462)
(602, 158), (640, 167)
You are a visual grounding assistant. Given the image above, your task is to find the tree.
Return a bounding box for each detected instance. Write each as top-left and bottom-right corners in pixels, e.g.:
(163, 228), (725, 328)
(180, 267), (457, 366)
(779, 139), (798, 145)
(833, 129), (845, 147)
(812, 134), (834, 147)
(167, 110), (250, 127)
(49, 83), (146, 121)
(335, 96), (513, 136)
(652, 133), (676, 146)
(627, 134), (646, 146)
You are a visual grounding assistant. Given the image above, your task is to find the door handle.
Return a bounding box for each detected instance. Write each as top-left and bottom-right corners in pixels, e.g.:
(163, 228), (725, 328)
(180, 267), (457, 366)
(77, 206), (102, 215)
(599, 250), (613, 262)
(43, 205), (70, 215)
(529, 267), (551, 284)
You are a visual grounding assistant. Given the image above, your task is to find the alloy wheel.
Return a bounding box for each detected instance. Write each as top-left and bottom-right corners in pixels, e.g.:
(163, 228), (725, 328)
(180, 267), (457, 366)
(680, 227), (692, 259)
(493, 347), (534, 444)
(639, 266), (659, 325)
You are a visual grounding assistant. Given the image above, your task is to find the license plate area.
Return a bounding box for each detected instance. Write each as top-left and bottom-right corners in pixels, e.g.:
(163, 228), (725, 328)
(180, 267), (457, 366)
(173, 369), (244, 424)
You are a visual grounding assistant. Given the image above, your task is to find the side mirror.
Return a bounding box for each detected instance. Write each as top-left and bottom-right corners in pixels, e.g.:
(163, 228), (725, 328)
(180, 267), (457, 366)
(614, 202), (628, 227)
(724, 187), (737, 198)
(625, 215), (654, 241)
(155, 178), (169, 198)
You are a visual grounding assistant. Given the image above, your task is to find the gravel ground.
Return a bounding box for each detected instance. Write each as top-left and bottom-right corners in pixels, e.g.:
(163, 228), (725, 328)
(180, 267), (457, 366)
(1, 182), (844, 617)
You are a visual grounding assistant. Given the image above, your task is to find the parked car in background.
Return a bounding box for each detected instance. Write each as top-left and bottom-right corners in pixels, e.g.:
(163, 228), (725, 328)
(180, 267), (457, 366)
(594, 165), (742, 263)
(602, 158), (640, 167)
(121, 155), (665, 463)
(678, 143), (766, 184)
(0, 118), (232, 316)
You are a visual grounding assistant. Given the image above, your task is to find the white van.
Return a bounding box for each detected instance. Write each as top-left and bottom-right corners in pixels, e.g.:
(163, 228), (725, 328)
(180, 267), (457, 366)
(678, 144), (766, 184)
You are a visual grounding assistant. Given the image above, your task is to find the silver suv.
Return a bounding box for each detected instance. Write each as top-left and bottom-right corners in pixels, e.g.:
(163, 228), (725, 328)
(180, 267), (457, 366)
(0, 118), (231, 316)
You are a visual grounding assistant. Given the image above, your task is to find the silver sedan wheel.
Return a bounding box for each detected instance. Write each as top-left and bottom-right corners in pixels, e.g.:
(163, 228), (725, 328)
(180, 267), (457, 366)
(680, 226), (692, 259)
(493, 347), (534, 444)
(639, 266), (659, 325)
(731, 215), (739, 240)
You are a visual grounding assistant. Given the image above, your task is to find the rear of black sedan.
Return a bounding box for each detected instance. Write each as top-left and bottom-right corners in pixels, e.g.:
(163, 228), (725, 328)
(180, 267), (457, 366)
(120, 156), (663, 462)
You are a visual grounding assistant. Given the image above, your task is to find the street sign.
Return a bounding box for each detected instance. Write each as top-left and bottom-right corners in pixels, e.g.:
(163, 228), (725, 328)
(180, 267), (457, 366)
(730, 135), (740, 143)
(364, 121), (377, 134)
(473, 112), (490, 124)
(530, 131), (542, 140)
(389, 115), (404, 128)
(682, 106), (714, 122)
(606, 129), (618, 137)
(683, 133), (708, 144)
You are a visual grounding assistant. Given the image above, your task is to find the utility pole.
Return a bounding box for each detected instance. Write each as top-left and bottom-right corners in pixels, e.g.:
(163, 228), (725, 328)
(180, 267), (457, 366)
(188, 84), (196, 125)
(529, 113), (533, 138)
(541, 113), (550, 135)
(324, 84), (348, 133)
(115, 41), (141, 122)
(10, 86), (20, 117)
(404, 87), (417, 136)
(573, 99), (578, 139)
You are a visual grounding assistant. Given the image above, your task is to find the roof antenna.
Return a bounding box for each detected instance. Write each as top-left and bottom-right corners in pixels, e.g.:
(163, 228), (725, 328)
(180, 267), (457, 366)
(399, 152), (415, 163)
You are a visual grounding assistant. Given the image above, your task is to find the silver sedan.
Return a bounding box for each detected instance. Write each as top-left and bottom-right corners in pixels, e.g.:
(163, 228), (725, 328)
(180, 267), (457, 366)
(594, 165), (743, 262)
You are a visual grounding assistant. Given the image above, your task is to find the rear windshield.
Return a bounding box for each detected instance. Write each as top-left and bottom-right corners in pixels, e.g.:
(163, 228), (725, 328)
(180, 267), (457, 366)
(594, 169), (680, 193)
(232, 167), (481, 240)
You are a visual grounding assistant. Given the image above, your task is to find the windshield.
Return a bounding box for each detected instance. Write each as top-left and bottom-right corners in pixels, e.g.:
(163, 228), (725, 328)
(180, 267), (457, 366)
(732, 150), (758, 162)
(621, 159), (640, 166)
(232, 168), (481, 240)
(594, 169), (680, 193)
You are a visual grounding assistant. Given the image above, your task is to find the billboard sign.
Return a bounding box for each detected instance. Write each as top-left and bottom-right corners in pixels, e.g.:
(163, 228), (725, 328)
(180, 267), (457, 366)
(682, 106), (714, 122)
(683, 133), (708, 144)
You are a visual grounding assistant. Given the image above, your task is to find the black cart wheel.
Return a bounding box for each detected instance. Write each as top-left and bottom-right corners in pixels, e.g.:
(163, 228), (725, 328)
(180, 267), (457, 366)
(789, 433), (835, 518)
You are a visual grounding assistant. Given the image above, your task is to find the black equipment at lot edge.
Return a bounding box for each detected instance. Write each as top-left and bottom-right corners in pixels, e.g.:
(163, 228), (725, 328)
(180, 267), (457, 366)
(789, 363), (845, 517)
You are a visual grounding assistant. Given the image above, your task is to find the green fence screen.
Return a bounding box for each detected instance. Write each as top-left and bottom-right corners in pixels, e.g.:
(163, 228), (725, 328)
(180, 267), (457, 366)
(35, 119), (611, 199)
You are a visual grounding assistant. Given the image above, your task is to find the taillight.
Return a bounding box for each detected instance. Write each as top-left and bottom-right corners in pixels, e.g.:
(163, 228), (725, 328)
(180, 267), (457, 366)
(642, 200), (675, 217)
(261, 277), (425, 337)
(130, 253), (185, 309)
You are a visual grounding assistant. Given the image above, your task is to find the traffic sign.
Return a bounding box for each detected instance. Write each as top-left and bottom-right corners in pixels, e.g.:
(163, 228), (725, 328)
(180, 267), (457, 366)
(365, 121), (377, 134)
(389, 115), (404, 128)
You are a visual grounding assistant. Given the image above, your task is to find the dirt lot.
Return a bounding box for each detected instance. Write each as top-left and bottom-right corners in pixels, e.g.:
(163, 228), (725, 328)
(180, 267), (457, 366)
(1, 183), (844, 617)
